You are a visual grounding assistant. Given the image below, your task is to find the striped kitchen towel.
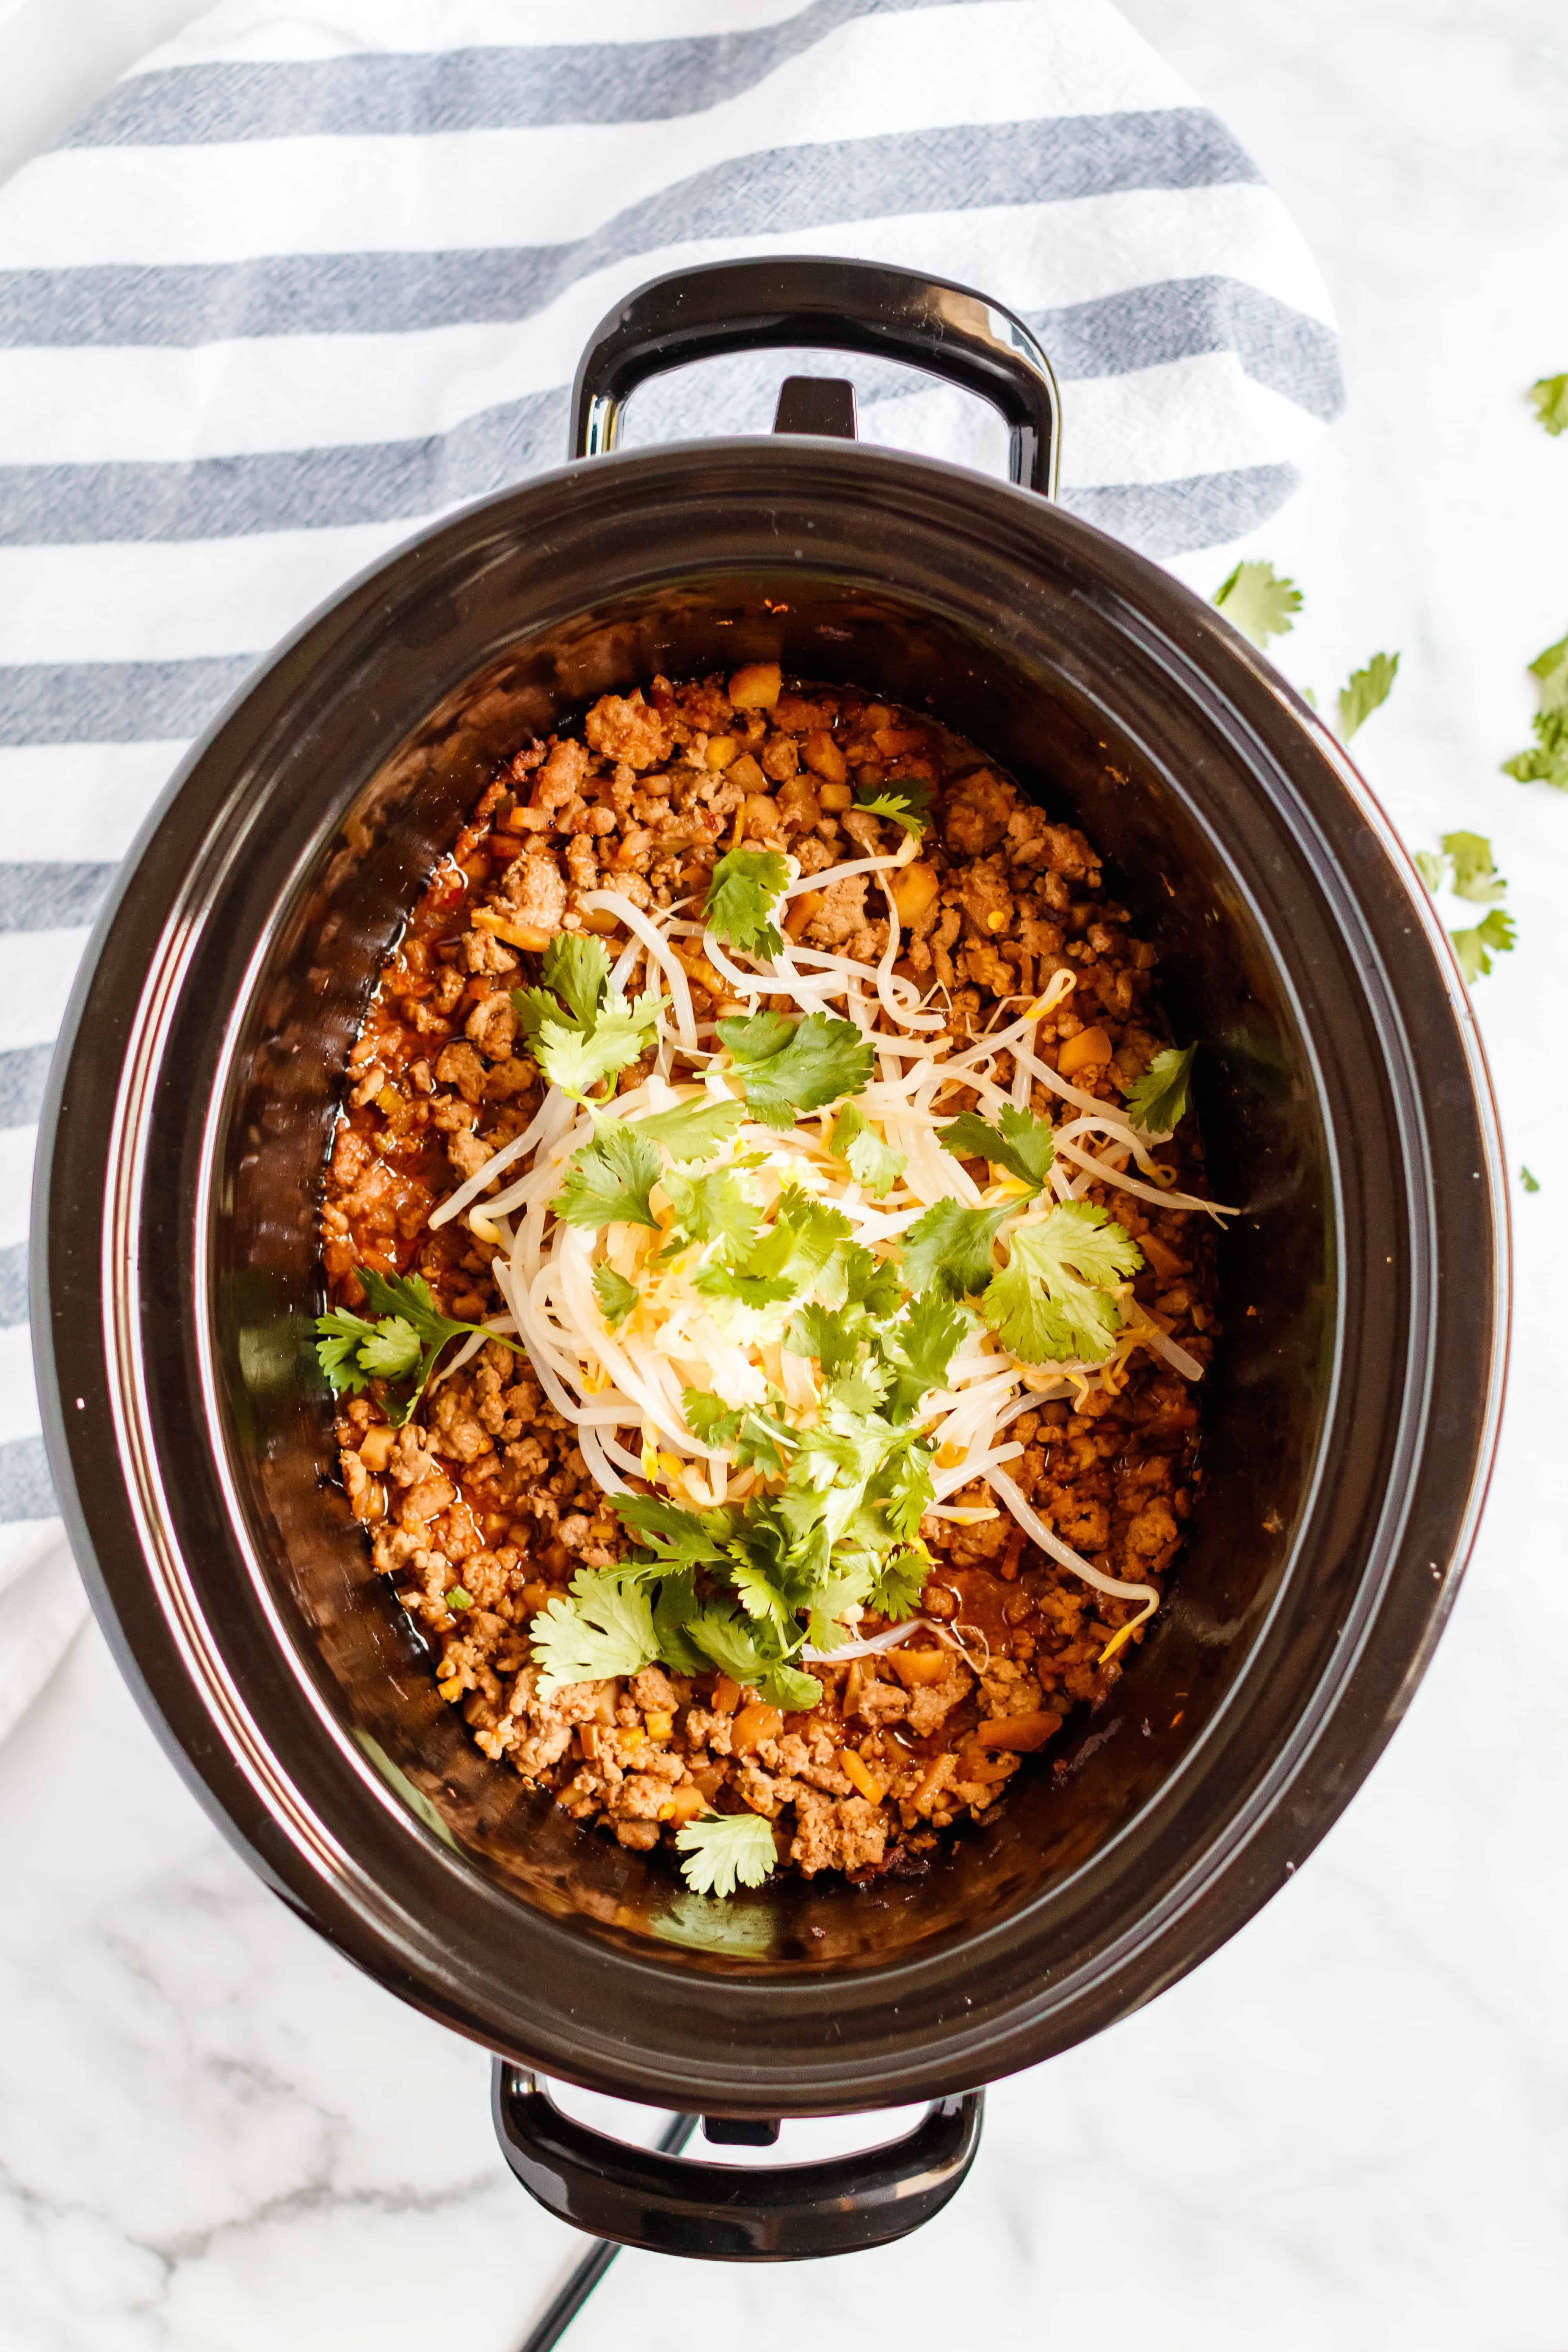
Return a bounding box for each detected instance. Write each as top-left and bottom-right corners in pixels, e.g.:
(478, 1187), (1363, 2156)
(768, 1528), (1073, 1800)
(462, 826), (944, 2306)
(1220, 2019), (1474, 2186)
(0, 0), (1343, 1739)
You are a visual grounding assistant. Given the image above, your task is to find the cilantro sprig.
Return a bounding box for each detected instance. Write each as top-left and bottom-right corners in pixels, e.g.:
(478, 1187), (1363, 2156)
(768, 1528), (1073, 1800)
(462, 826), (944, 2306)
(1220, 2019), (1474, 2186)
(983, 1202), (1143, 1365)
(853, 775), (934, 836)
(1416, 833), (1517, 985)
(1530, 374), (1568, 436)
(531, 1567), (659, 1691)
(1337, 652), (1399, 742)
(1212, 560), (1301, 650)
(704, 848), (791, 958)
(674, 1809), (777, 1898)
(512, 935), (661, 1101)
(1123, 1044), (1196, 1136)
(717, 1009), (874, 1129)
(938, 1102), (1056, 1193)
(1503, 631), (1568, 792)
(315, 1268), (522, 1426)
(830, 1101), (906, 1196)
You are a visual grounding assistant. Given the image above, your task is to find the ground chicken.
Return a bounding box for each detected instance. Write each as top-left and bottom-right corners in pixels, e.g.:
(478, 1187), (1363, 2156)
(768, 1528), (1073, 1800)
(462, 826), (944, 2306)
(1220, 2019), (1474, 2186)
(320, 673), (1215, 1887)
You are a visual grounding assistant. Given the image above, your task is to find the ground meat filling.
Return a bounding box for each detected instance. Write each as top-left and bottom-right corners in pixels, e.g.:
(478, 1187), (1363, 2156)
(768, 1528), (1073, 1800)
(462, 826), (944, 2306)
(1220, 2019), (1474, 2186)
(321, 674), (1215, 1882)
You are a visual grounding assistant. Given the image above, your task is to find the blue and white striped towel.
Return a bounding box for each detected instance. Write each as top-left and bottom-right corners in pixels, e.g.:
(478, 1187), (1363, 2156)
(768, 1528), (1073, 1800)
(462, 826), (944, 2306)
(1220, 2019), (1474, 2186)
(0, 0), (1343, 1739)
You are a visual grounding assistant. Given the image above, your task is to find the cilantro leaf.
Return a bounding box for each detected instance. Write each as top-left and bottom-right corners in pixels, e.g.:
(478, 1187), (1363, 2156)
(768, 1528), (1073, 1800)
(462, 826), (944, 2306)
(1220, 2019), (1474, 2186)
(1451, 907), (1516, 985)
(852, 775), (934, 837)
(704, 848), (791, 958)
(834, 1244), (903, 1319)
(759, 1660), (824, 1710)
(783, 1301), (864, 1376)
(662, 1166), (760, 1259)
(1521, 1165), (1541, 1194)
(875, 1443), (936, 1543)
(592, 1263), (639, 1330)
(866, 1547), (929, 1621)
(983, 1202), (1142, 1366)
(805, 1559), (877, 1653)
(555, 1120), (662, 1231)
(692, 1259), (798, 1311)
(900, 1198), (1012, 1299)
(632, 1095), (746, 1162)
(612, 1492), (732, 1568)
(1123, 1044), (1196, 1135)
(718, 1009), (875, 1129)
(1212, 559), (1301, 649)
(1503, 635), (1568, 789)
(1337, 652), (1399, 742)
(674, 1809), (778, 1898)
(830, 1101), (907, 1197)
(682, 1388), (797, 1477)
(511, 936), (661, 1102)
(356, 1316), (424, 1381)
(715, 1007), (794, 1060)
(1529, 633), (1568, 713)
(315, 1268), (521, 1425)
(938, 1103), (1055, 1194)
(1415, 849), (1446, 893)
(1530, 374), (1568, 436)
(1443, 832), (1506, 905)
(711, 1184), (854, 1306)
(684, 1605), (820, 1707)
(314, 1310), (376, 1396)
(532, 1001), (660, 1102)
(530, 1568), (658, 1693)
(878, 1292), (970, 1423)
(650, 1570), (707, 1675)
(541, 935), (612, 1026)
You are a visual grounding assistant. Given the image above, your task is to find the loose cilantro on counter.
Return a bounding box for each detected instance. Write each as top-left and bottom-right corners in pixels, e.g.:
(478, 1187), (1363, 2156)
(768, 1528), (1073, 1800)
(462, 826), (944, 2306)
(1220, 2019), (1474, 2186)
(1503, 631), (1568, 792)
(1212, 559), (1301, 649)
(1337, 652), (1400, 742)
(314, 1268), (522, 1426)
(1529, 374), (1568, 436)
(1416, 833), (1517, 985)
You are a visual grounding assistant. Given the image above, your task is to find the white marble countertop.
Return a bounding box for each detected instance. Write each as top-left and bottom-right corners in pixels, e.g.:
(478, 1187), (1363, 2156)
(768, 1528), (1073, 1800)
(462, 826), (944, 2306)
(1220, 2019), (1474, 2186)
(5, 3), (1568, 2347)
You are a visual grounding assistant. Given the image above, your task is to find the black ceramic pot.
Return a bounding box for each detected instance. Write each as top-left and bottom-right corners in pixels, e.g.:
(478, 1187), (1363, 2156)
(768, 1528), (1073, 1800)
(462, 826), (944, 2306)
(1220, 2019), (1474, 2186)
(34, 260), (1508, 2262)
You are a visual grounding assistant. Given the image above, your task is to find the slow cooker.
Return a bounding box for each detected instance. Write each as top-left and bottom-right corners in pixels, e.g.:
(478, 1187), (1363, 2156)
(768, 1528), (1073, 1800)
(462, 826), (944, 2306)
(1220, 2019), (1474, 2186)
(33, 258), (1508, 2261)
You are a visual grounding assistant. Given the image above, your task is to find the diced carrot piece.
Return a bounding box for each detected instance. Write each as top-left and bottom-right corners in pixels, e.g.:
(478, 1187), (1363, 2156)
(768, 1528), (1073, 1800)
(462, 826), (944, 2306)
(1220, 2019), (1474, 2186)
(975, 1710), (1063, 1753)
(731, 1703), (784, 1753)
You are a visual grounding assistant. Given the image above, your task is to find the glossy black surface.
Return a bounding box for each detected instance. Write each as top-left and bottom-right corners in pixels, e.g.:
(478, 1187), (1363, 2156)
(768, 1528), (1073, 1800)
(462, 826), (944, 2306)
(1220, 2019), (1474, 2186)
(34, 319), (1506, 2125)
(570, 254), (1060, 491)
(493, 2071), (983, 2259)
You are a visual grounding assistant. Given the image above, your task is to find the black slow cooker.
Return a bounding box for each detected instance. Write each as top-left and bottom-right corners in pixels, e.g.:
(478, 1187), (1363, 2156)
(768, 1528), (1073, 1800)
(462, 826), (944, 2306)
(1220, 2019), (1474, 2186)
(33, 259), (1508, 2262)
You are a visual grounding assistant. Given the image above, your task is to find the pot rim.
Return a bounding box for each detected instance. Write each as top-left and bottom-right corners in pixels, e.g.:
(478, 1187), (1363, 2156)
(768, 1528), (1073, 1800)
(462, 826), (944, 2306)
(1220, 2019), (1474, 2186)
(33, 433), (1511, 2111)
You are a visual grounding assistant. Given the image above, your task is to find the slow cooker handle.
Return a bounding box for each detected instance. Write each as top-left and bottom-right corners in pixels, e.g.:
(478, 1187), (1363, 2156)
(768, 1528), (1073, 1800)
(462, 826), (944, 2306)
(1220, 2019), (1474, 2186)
(569, 254), (1060, 496)
(492, 2064), (984, 2262)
